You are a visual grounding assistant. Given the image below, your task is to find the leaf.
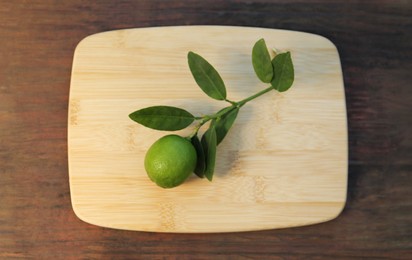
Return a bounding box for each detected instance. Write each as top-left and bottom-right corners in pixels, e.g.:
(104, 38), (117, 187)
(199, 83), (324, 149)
(215, 107), (239, 145)
(201, 122), (217, 181)
(252, 38), (274, 83)
(271, 52), (294, 92)
(188, 51), (227, 100)
(191, 135), (206, 178)
(129, 106), (194, 131)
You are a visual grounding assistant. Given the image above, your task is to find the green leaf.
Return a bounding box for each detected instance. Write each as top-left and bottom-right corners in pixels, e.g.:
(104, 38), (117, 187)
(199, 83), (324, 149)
(191, 135), (206, 178)
(271, 52), (294, 92)
(188, 51), (227, 100)
(252, 38), (274, 83)
(215, 107), (239, 145)
(201, 122), (217, 181)
(129, 106), (194, 131)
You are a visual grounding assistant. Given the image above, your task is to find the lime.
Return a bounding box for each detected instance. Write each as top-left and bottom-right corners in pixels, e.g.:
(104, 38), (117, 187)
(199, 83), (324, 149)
(144, 135), (197, 188)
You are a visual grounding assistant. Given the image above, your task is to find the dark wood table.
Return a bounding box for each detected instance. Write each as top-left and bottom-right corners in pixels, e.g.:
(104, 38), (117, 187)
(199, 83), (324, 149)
(1, 1), (411, 259)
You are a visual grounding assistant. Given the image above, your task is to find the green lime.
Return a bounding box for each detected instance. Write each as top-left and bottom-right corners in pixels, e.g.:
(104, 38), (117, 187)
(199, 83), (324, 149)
(144, 135), (197, 188)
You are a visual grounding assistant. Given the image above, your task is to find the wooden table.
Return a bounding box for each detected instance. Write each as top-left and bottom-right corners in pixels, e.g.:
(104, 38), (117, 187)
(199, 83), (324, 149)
(1, 1), (411, 258)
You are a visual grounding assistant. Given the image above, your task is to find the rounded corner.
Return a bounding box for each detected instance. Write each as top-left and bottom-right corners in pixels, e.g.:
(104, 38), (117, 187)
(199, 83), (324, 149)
(326, 200), (347, 224)
(69, 192), (100, 228)
(70, 203), (92, 225)
(297, 31), (340, 55)
(73, 32), (99, 53)
(335, 200), (347, 218)
(318, 34), (338, 49)
(316, 34), (341, 58)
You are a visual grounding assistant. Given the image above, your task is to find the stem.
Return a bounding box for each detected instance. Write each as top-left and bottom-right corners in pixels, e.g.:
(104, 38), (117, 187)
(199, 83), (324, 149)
(188, 85), (274, 139)
(224, 98), (237, 106)
(237, 86), (274, 107)
(188, 107), (236, 139)
(188, 121), (204, 139)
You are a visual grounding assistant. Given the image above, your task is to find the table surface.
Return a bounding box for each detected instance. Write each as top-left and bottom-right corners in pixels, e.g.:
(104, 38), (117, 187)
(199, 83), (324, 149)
(1, 1), (411, 259)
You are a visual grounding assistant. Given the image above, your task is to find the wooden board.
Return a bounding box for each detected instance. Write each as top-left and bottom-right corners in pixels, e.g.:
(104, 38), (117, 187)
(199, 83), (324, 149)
(68, 26), (347, 233)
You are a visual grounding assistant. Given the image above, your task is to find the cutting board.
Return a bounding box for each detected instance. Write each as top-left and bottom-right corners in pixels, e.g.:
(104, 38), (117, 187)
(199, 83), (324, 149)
(68, 26), (347, 233)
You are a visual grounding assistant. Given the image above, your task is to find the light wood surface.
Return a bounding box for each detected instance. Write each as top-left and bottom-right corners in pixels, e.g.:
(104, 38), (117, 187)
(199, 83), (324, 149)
(68, 26), (347, 233)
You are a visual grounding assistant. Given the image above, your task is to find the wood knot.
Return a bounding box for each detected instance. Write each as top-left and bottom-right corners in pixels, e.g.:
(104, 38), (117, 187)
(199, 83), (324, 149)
(159, 202), (176, 231)
(69, 99), (79, 126)
(253, 176), (266, 203)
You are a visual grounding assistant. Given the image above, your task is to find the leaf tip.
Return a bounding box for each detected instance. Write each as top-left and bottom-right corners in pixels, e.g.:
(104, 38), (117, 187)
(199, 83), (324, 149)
(128, 111), (137, 122)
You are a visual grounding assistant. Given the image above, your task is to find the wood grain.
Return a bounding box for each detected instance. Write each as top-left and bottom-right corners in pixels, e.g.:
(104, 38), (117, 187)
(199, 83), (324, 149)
(68, 26), (347, 232)
(0, 0), (411, 258)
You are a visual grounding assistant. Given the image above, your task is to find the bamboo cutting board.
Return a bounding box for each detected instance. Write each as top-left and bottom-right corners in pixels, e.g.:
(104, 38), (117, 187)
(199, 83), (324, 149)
(68, 26), (347, 233)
